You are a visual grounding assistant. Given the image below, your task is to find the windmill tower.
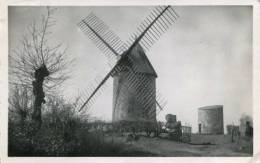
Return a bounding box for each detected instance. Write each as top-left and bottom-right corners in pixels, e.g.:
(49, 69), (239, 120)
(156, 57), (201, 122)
(112, 43), (157, 123)
(77, 6), (179, 126)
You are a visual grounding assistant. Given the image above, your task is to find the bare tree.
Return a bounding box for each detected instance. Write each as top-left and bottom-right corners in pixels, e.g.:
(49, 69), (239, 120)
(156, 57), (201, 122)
(9, 7), (73, 132)
(9, 86), (32, 130)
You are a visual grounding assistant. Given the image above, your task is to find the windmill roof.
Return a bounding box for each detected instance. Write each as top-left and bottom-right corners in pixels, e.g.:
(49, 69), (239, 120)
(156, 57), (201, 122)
(126, 43), (157, 77)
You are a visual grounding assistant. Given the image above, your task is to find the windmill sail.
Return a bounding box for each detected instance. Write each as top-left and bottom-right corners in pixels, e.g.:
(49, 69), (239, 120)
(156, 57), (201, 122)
(78, 63), (118, 112)
(122, 6), (179, 53)
(78, 6), (179, 112)
(78, 13), (125, 63)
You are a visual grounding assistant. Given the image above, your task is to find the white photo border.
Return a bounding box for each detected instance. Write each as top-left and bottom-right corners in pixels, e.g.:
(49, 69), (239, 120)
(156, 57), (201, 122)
(1, 0), (260, 163)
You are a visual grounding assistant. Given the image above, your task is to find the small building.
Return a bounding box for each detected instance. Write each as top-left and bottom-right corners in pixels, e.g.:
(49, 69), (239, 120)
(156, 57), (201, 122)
(198, 105), (224, 134)
(165, 114), (177, 123)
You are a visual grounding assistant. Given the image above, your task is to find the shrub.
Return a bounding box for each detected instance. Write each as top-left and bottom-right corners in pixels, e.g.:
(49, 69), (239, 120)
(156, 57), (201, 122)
(8, 94), (130, 156)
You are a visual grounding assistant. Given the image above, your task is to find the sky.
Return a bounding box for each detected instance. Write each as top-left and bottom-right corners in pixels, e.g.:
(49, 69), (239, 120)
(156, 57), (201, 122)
(9, 6), (252, 133)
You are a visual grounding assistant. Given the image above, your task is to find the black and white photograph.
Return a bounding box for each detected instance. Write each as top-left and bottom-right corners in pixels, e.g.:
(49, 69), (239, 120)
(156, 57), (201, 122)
(7, 5), (253, 157)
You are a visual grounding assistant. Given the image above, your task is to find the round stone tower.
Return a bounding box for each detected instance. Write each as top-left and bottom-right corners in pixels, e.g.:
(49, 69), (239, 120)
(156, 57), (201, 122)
(112, 43), (157, 124)
(198, 105), (224, 134)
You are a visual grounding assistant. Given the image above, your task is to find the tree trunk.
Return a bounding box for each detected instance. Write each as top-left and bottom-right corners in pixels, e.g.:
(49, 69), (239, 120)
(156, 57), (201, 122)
(31, 65), (49, 132)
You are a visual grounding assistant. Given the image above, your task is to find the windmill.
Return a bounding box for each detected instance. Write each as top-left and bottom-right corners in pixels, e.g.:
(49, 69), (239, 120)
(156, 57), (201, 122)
(77, 6), (179, 127)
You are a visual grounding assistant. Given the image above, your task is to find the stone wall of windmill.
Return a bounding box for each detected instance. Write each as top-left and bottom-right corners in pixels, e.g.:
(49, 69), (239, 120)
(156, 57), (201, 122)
(112, 43), (157, 124)
(113, 72), (156, 123)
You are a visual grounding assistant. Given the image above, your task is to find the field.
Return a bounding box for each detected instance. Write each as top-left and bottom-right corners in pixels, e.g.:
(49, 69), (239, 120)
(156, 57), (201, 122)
(104, 133), (253, 156)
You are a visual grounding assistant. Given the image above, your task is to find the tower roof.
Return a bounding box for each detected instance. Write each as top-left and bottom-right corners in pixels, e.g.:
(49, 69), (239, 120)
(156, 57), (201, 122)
(126, 43), (158, 77)
(198, 105), (223, 110)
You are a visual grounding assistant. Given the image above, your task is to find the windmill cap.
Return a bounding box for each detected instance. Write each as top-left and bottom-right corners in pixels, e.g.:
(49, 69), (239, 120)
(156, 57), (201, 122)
(127, 43), (157, 77)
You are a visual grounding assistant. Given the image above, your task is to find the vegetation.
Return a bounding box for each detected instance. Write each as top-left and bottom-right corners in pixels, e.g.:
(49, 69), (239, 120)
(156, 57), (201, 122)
(8, 88), (140, 156)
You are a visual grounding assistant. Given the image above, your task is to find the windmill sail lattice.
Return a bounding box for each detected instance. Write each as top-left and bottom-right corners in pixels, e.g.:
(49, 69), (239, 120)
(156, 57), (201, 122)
(77, 6), (179, 116)
(78, 13), (125, 62)
(123, 6), (179, 53)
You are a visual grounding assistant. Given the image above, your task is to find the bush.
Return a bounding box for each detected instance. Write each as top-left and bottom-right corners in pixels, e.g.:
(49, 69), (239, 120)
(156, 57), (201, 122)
(9, 120), (131, 156)
(8, 95), (130, 156)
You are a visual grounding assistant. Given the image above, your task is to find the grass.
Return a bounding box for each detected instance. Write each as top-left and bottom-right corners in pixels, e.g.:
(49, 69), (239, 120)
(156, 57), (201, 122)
(8, 120), (157, 156)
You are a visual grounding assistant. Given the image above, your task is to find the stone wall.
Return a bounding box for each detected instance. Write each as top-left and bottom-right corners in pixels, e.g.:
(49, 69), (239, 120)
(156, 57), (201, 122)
(198, 105), (224, 134)
(112, 71), (156, 123)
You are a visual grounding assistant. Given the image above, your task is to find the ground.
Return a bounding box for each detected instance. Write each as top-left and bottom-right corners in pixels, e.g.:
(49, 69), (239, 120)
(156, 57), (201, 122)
(105, 133), (253, 156)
